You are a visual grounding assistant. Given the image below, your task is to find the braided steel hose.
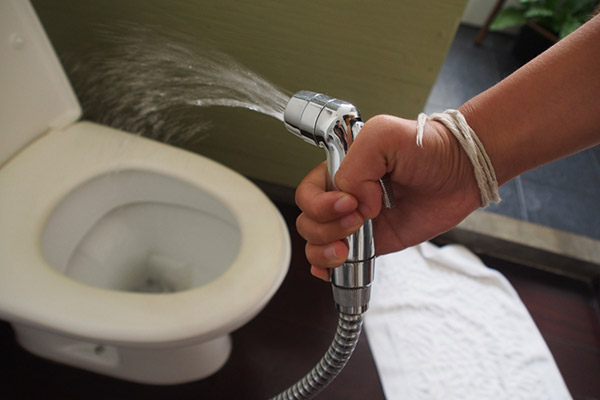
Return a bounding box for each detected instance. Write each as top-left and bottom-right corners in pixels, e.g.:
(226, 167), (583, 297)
(270, 313), (363, 400)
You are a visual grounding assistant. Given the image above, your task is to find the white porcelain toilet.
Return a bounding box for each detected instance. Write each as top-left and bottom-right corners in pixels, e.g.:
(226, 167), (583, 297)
(0, 0), (290, 384)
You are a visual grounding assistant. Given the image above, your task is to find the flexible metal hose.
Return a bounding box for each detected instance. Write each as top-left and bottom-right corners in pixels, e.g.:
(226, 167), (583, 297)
(270, 313), (363, 400)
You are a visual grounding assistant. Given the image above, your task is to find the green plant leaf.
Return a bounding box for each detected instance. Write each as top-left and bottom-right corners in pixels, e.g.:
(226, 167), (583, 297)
(545, 0), (561, 10)
(567, 0), (599, 14)
(524, 6), (554, 18)
(559, 15), (583, 38)
(490, 7), (528, 30)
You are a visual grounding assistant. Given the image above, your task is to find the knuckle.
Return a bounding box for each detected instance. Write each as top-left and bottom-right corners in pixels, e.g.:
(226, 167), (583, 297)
(296, 213), (331, 245)
(367, 114), (396, 128)
(294, 182), (308, 210)
(295, 213), (311, 240)
(310, 226), (330, 245)
(304, 243), (323, 266)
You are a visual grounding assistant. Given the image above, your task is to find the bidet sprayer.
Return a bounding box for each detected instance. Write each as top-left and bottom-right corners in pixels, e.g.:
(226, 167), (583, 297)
(284, 91), (394, 315)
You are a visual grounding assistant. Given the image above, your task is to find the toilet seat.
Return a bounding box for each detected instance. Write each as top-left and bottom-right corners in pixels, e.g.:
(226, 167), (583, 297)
(0, 121), (290, 346)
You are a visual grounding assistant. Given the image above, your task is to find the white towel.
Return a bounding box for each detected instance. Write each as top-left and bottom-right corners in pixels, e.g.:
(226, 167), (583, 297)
(364, 242), (571, 400)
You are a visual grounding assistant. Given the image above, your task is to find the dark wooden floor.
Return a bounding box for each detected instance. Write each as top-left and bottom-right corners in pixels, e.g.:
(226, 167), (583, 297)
(0, 202), (599, 399)
(479, 255), (600, 400)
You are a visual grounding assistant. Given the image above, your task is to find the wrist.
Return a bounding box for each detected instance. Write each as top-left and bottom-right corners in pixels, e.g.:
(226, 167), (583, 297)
(427, 119), (482, 211)
(458, 100), (515, 186)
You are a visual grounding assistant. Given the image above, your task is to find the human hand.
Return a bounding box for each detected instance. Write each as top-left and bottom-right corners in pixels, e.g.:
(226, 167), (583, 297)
(295, 114), (481, 280)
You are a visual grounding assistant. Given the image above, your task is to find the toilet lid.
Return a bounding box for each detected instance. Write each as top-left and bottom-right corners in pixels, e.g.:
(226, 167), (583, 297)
(0, 0), (81, 166)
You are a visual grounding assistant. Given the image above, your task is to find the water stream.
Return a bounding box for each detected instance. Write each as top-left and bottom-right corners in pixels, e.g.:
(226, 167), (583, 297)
(66, 24), (290, 145)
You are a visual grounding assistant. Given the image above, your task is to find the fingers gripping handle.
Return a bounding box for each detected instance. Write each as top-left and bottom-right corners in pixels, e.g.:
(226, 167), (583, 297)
(284, 91), (394, 314)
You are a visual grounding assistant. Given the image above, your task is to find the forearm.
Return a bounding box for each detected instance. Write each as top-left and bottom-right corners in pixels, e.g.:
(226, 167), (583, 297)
(459, 14), (600, 185)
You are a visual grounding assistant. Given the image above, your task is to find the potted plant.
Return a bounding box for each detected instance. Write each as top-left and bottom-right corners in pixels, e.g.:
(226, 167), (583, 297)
(490, 0), (599, 62)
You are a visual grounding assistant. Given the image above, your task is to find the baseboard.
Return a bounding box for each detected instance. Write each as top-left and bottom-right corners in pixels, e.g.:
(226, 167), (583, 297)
(437, 210), (600, 283)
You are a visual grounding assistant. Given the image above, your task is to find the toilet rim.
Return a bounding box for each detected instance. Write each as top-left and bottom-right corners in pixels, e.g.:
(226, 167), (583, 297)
(0, 122), (291, 345)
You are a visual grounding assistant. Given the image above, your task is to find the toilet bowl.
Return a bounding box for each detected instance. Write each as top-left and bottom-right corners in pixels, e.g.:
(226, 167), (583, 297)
(0, 1), (290, 384)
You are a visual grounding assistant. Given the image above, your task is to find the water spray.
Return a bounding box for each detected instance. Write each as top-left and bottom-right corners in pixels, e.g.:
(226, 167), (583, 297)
(65, 26), (390, 393)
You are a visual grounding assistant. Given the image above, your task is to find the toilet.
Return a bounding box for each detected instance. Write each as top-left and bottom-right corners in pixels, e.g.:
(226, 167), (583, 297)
(0, 0), (290, 384)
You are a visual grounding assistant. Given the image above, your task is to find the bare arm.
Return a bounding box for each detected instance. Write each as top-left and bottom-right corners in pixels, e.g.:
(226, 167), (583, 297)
(460, 13), (600, 185)
(295, 14), (600, 278)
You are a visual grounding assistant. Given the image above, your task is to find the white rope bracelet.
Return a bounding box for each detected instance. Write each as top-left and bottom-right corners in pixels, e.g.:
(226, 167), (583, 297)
(416, 109), (501, 208)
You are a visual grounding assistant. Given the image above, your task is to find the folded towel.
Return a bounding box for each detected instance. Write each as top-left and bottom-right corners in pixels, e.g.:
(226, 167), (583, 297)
(365, 242), (571, 400)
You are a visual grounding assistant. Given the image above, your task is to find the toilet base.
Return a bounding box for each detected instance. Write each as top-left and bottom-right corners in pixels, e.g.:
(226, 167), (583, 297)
(13, 323), (232, 385)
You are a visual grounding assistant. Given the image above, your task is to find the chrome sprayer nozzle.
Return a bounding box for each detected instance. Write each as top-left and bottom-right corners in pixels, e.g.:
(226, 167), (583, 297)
(284, 91), (363, 183)
(283, 91), (374, 315)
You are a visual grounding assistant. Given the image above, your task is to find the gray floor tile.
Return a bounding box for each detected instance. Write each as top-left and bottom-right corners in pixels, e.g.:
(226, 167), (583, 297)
(426, 40), (500, 110)
(591, 145), (600, 174)
(521, 149), (600, 197)
(487, 178), (528, 221)
(425, 25), (516, 113)
(521, 179), (600, 239)
(427, 25), (600, 241)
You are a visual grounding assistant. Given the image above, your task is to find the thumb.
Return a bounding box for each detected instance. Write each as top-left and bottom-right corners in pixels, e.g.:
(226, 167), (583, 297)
(334, 115), (405, 219)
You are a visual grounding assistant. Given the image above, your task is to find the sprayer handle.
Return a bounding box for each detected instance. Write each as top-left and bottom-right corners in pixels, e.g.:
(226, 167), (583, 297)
(283, 90), (394, 314)
(325, 121), (395, 314)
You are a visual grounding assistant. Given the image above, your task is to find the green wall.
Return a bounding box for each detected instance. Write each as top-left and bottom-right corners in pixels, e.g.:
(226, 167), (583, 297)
(33, 0), (468, 188)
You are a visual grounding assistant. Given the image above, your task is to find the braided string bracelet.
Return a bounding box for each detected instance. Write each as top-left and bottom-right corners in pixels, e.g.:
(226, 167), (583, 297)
(416, 109), (501, 207)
